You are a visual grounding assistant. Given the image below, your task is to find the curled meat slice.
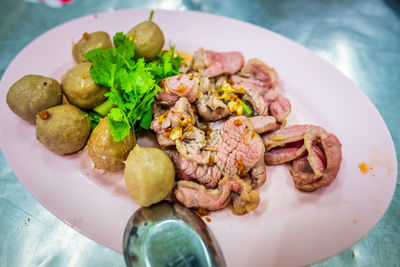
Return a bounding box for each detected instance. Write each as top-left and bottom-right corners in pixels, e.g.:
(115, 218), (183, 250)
(269, 96), (291, 123)
(239, 58), (279, 89)
(231, 75), (269, 115)
(151, 97), (196, 147)
(158, 74), (209, 104)
(290, 128), (342, 191)
(263, 125), (311, 165)
(175, 176), (259, 214)
(249, 115), (277, 134)
(290, 157), (317, 186)
(196, 94), (230, 122)
(192, 48), (245, 77)
(264, 142), (307, 165)
(230, 58), (291, 123)
(263, 124), (342, 191)
(263, 125), (311, 150)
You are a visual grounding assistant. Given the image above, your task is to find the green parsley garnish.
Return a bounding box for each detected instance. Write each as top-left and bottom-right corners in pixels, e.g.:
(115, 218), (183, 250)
(82, 32), (183, 141)
(240, 99), (253, 115)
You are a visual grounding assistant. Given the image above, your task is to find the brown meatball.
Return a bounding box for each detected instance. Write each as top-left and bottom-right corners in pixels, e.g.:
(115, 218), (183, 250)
(62, 62), (108, 110)
(88, 116), (136, 172)
(127, 21), (165, 60)
(6, 75), (62, 123)
(36, 105), (91, 155)
(72, 31), (113, 63)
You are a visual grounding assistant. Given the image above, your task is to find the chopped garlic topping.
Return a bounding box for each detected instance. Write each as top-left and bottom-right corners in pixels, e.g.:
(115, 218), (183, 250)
(179, 117), (192, 127)
(219, 83), (246, 101)
(158, 110), (169, 123)
(227, 96), (244, 115)
(169, 126), (182, 141)
(269, 136), (283, 141)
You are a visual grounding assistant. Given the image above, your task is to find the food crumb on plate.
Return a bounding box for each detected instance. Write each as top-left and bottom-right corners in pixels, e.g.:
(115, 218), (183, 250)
(197, 208), (208, 217)
(358, 162), (372, 174)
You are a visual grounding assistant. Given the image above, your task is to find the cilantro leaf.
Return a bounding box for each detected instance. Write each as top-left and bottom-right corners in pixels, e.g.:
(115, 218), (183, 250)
(108, 108), (131, 142)
(84, 32), (182, 141)
(139, 107), (154, 130)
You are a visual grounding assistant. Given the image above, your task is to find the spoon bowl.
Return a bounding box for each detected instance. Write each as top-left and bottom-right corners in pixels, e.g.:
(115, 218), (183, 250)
(123, 201), (226, 267)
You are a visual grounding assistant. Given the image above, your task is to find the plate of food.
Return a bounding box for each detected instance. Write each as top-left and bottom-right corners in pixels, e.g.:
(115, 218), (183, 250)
(0, 9), (397, 267)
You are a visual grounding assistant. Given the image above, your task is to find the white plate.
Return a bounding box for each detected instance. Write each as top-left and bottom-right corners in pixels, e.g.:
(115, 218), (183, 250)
(0, 9), (397, 267)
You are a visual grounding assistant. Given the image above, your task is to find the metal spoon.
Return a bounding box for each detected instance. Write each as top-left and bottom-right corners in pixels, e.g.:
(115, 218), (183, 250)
(123, 201), (226, 267)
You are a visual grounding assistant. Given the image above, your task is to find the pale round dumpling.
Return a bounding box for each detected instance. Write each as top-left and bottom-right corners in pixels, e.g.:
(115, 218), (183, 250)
(124, 145), (175, 207)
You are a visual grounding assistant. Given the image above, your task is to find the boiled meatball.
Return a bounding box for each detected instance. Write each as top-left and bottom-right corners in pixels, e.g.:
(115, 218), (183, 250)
(36, 105), (90, 155)
(72, 31), (113, 63)
(88, 116), (136, 172)
(62, 62), (108, 110)
(127, 20), (165, 60)
(124, 145), (175, 207)
(6, 75), (62, 123)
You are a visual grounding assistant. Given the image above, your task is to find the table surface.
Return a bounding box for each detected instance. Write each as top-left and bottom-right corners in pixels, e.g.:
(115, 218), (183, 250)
(0, 0), (399, 266)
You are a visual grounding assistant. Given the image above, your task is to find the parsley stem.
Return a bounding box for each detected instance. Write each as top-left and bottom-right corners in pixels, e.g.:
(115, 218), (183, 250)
(94, 100), (114, 116)
(149, 10), (154, 22)
(240, 99), (253, 115)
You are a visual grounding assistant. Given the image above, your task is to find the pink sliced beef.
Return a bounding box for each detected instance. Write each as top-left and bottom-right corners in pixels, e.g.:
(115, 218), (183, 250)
(263, 124), (342, 191)
(175, 176), (259, 215)
(192, 48), (245, 77)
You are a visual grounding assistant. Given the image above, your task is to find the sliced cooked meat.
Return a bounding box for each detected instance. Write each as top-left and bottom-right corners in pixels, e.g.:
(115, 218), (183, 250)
(196, 93), (230, 122)
(289, 157), (317, 186)
(269, 96), (291, 123)
(304, 127), (327, 178)
(216, 116), (266, 187)
(166, 149), (222, 188)
(264, 142), (307, 165)
(151, 97), (196, 147)
(291, 128), (342, 191)
(192, 48), (210, 70)
(230, 180), (260, 215)
(175, 177), (240, 210)
(230, 58), (291, 123)
(263, 88), (279, 103)
(231, 75), (269, 115)
(264, 125), (342, 191)
(250, 158), (267, 188)
(230, 74), (267, 94)
(263, 125), (312, 150)
(239, 58), (278, 89)
(165, 116), (266, 189)
(249, 115), (277, 134)
(175, 126), (209, 164)
(175, 176), (259, 213)
(158, 74), (209, 104)
(192, 48), (245, 77)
